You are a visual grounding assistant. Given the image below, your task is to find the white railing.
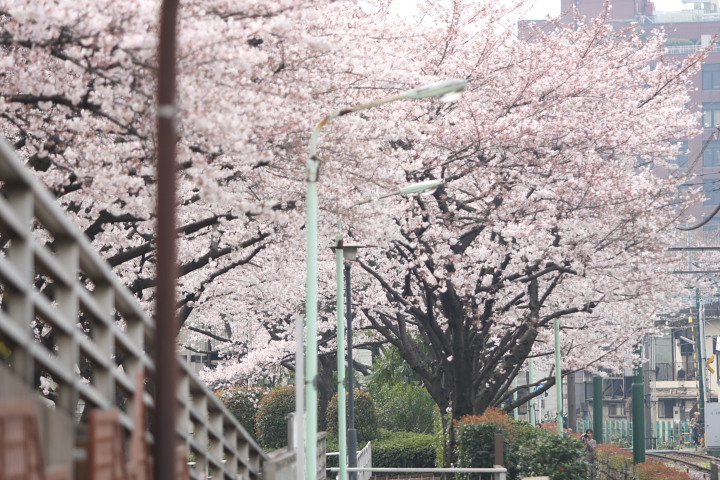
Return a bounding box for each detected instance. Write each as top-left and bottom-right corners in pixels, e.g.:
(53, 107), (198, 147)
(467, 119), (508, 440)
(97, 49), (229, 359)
(356, 441), (372, 480)
(327, 467), (508, 480)
(0, 137), (268, 479)
(327, 441), (506, 480)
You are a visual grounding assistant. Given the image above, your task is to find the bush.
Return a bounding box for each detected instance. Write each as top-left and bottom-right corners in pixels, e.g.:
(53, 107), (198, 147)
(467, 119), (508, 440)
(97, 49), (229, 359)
(366, 346), (437, 434)
(512, 428), (587, 480)
(596, 443), (632, 473)
(456, 410), (587, 480)
(370, 381), (437, 434)
(372, 430), (436, 468)
(215, 385), (266, 437)
(456, 409), (514, 469)
(634, 459), (693, 480)
(255, 385), (295, 450)
(595, 444), (692, 480)
(325, 389), (379, 444)
(456, 421), (509, 469)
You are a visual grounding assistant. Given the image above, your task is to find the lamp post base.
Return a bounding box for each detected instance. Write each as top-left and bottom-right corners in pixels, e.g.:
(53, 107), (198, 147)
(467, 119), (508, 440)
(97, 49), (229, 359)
(347, 428), (358, 480)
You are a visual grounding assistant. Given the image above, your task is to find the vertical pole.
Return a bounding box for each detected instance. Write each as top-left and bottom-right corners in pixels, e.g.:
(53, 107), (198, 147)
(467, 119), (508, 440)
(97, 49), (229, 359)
(493, 434), (505, 467)
(294, 317), (305, 480)
(594, 376), (604, 444)
(567, 372), (577, 432)
(304, 156), (319, 480)
(345, 263), (358, 480)
(336, 238), (347, 480)
(699, 293), (707, 431)
(155, 2), (180, 479)
(529, 360), (536, 426)
(554, 318), (563, 434)
(632, 346), (646, 464)
(513, 377), (518, 420)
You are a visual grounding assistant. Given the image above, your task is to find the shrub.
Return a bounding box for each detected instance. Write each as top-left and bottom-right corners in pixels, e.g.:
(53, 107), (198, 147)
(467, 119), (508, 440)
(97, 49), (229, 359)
(372, 430), (436, 468)
(595, 444), (692, 480)
(596, 443), (632, 472)
(512, 428), (587, 480)
(370, 382), (437, 433)
(255, 385), (295, 450)
(634, 459), (693, 480)
(325, 390), (379, 444)
(215, 385), (266, 438)
(456, 411), (586, 480)
(458, 407), (514, 430)
(455, 421), (509, 469)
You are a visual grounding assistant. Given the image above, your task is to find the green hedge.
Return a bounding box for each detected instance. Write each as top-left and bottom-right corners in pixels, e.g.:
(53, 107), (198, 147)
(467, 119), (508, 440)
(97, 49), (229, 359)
(215, 385), (266, 438)
(325, 390), (379, 444)
(455, 415), (587, 480)
(371, 430), (436, 468)
(511, 424), (587, 480)
(255, 385), (295, 450)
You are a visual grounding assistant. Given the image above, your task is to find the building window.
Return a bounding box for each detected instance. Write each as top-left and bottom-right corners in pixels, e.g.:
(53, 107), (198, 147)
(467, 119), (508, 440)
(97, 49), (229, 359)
(658, 400), (675, 419)
(703, 102), (720, 128)
(705, 140), (720, 167)
(703, 218), (720, 233)
(703, 64), (720, 90)
(674, 140), (689, 168)
(609, 402), (625, 417)
(704, 178), (720, 205)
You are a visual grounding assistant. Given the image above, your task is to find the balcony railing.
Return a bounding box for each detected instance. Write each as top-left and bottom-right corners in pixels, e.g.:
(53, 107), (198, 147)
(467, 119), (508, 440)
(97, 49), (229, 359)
(665, 44), (720, 55)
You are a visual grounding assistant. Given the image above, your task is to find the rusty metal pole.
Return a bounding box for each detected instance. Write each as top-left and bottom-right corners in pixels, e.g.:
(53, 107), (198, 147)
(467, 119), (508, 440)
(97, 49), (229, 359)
(154, 1), (180, 479)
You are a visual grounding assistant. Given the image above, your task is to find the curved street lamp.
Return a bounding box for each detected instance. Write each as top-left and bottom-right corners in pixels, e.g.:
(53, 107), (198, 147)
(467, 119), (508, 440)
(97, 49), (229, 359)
(301, 79), (467, 480)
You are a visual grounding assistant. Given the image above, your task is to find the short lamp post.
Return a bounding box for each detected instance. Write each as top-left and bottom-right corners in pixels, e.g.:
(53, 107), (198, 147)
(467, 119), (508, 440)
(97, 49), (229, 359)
(341, 242), (364, 480)
(301, 79), (467, 480)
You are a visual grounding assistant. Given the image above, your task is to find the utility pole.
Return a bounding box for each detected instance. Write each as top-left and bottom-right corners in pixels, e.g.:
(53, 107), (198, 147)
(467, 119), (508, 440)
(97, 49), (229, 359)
(593, 376), (603, 444)
(697, 291), (706, 428)
(632, 346), (645, 463)
(567, 372), (577, 433)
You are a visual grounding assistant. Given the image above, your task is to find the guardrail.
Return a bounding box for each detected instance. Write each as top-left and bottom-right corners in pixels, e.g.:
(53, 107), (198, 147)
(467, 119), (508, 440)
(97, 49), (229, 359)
(0, 138), (268, 479)
(327, 467), (508, 480)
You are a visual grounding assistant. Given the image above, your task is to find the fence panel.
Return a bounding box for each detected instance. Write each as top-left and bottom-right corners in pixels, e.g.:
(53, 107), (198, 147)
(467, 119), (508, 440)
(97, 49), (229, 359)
(576, 419), (693, 448)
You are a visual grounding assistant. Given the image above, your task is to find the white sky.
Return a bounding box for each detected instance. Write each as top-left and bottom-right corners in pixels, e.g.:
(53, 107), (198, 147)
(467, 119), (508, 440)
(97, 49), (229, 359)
(524, 0), (690, 19)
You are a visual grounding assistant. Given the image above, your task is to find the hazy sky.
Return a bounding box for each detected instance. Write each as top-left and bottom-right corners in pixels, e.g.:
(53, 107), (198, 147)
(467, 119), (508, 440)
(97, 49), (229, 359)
(524, 0), (689, 18)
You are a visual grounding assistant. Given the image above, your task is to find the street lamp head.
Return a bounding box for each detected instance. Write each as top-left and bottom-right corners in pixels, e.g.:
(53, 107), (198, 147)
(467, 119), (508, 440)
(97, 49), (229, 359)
(402, 79), (468, 101)
(330, 241), (366, 261)
(398, 180), (442, 196)
(342, 242), (365, 261)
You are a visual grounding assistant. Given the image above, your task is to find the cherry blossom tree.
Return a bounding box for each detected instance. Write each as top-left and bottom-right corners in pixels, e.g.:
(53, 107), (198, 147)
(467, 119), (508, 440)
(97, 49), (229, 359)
(0, 0), (433, 421)
(337, 0), (706, 428)
(0, 0), (708, 451)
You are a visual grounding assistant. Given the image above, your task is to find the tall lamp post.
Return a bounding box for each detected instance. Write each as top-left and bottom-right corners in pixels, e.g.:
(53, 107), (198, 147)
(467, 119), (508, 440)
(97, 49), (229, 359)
(303, 79), (467, 480)
(332, 180), (441, 480)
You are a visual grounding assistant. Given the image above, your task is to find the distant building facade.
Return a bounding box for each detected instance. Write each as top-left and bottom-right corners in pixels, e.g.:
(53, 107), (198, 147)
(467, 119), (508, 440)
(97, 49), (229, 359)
(515, 0), (720, 438)
(522, 0), (720, 226)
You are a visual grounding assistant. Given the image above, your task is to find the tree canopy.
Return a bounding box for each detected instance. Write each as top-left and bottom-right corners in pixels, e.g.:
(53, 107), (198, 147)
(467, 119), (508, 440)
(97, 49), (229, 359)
(0, 0), (703, 432)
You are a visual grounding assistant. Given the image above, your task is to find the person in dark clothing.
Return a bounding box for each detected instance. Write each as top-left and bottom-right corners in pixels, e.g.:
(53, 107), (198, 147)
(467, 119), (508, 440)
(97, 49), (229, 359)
(581, 429), (597, 480)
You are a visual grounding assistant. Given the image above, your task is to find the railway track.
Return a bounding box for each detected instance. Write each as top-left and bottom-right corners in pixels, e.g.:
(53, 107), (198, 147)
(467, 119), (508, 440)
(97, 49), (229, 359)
(647, 450), (715, 477)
